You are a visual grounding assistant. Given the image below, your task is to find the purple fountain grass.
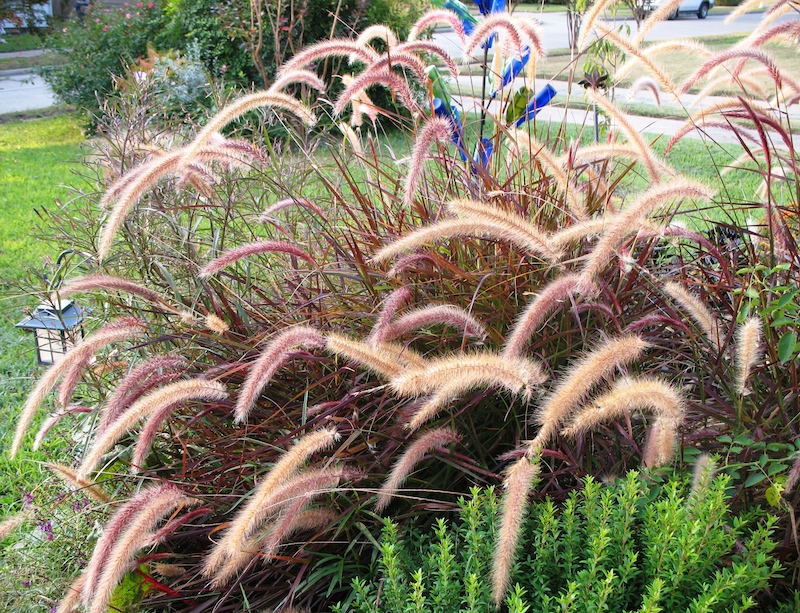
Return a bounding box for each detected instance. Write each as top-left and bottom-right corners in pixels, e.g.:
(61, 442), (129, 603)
(375, 427), (461, 512)
(333, 68), (419, 117)
(408, 10), (467, 43)
(86, 485), (194, 613)
(641, 416), (680, 468)
(58, 274), (184, 315)
(10, 318), (146, 458)
(79, 484), (181, 606)
(326, 333), (413, 379)
(367, 287), (413, 347)
(374, 304), (488, 345)
(390, 353), (547, 419)
(267, 69), (327, 94)
(355, 24), (398, 50)
(77, 379), (228, 479)
(492, 457), (540, 606)
(56, 573), (86, 613)
(689, 454), (718, 498)
(277, 39), (379, 75)
(386, 253), (438, 278)
(403, 117), (452, 209)
(586, 90), (671, 182)
(735, 316), (763, 396)
(0, 509), (32, 541)
(678, 48), (800, 97)
(578, 181), (713, 286)
(199, 240), (318, 278)
(503, 273), (582, 358)
(395, 41), (460, 78)
(34, 406), (92, 451)
(627, 78), (662, 106)
(560, 376), (686, 447)
(47, 463), (111, 504)
(260, 508), (338, 559)
(632, 0), (683, 45)
(234, 326), (326, 423)
(665, 118), (762, 154)
(372, 217), (562, 265)
(527, 335), (649, 456)
(364, 51), (429, 82)
(664, 280), (723, 351)
(549, 218), (608, 250)
(464, 14), (542, 59)
(201, 430), (340, 582)
(746, 20), (800, 48)
(97, 355), (188, 436)
(260, 197), (327, 221)
(577, 0), (617, 50)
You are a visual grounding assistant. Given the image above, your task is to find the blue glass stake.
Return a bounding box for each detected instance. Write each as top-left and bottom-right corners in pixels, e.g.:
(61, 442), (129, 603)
(513, 83), (557, 127)
(491, 45), (531, 98)
(473, 137), (494, 168)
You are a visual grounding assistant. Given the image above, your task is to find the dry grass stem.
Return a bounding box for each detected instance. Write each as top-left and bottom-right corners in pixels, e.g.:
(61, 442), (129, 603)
(376, 428), (461, 512)
(503, 274), (582, 358)
(664, 281), (722, 350)
(528, 335), (649, 454)
(77, 379), (228, 479)
(735, 316), (763, 395)
(11, 318), (146, 458)
(235, 326), (325, 423)
(492, 457), (540, 605)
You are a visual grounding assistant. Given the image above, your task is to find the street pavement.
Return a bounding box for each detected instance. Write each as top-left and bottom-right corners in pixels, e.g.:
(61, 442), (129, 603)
(0, 49), (57, 113)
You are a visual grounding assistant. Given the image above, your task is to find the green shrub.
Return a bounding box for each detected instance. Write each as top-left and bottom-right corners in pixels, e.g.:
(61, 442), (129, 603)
(339, 471), (783, 613)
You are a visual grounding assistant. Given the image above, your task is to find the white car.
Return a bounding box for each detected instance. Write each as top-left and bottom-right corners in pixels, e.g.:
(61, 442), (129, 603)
(649, 0), (714, 19)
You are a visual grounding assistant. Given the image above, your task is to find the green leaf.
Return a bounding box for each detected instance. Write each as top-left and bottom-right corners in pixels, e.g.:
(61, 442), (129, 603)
(744, 472), (767, 487)
(767, 463), (789, 476)
(734, 435), (754, 446)
(775, 290), (799, 308)
(778, 331), (797, 364)
(765, 483), (784, 508)
(770, 317), (795, 327)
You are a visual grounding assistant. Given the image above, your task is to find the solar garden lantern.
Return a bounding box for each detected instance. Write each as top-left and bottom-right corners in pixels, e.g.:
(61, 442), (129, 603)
(15, 299), (86, 365)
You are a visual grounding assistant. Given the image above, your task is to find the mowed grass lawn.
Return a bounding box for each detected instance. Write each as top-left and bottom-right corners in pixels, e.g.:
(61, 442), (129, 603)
(0, 115), (86, 284)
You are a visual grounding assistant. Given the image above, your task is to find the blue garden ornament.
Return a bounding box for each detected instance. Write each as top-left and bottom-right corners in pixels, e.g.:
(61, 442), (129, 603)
(431, 0), (479, 35)
(513, 83), (557, 127)
(473, 137), (494, 168)
(433, 98), (468, 161)
(491, 45), (531, 98)
(427, 66), (452, 108)
(472, 0), (491, 14)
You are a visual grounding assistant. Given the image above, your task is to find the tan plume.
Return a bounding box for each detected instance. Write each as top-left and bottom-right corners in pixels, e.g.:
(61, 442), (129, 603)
(664, 281), (722, 350)
(47, 463), (111, 504)
(326, 333), (410, 379)
(735, 316), (762, 395)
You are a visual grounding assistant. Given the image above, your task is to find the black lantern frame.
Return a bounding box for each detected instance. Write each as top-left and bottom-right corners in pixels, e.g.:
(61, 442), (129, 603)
(16, 300), (87, 365)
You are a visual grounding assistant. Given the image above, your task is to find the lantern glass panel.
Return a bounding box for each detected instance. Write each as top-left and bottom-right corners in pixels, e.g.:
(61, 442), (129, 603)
(35, 329), (68, 365)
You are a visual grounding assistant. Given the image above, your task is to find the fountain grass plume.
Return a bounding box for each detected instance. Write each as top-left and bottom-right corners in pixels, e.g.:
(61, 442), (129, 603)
(279, 39), (379, 75)
(503, 274), (582, 358)
(0, 509), (33, 541)
(375, 428), (461, 512)
(33, 406), (92, 450)
(58, 274), (185, 315)
(492, 457), (540, 606)
(527, 335), (649, 456)
(395, 41), (459, 78)
(333, 69), (418, 117)
(365, 52), (429, 82)
(97, 355), (187, 435)
(267, 69), (327, 94)
(391, 352), (546, 399)
(560, 376), (685, 441)
(47, 463), (111, 504)
(77, 379), (228, 479)
(372, 218), (562, 265)
(355, 24), (398, 50)
(578, 181), (713, 286)
(464, 14), (544, 60)
(326, 333), (410, 378)
(404, 118), (452, 209)
(261, 508), (338, 558)
(11, 318), (146, 459)
(641, 416), (680, 468)
(386, 253), (437, 278)
(87, 485), (193, 613)
(577, 0), (617, 50)
(678, 48), (799, 96)
(375, 304), (488, 345)
(692, 71), (771, 106)
(587, 89), (671, 182)
(549, 218), (608, 249)
(408, 10), (467, 43)
(80, 484), (181, 606)
(56, 573), (86, 613)
(735, 316), (763, 396)
(234, 326), (326, 423)
(627, 78), (662, 106)
(725, 0), (794, 25)
(367, 287), (413, 346)
(689, 454), (718, 498)
(201, 430), (340, 581)
(199, 240), (317, 277)
(633, 0), (683, 45)
(664, 281), (722, 351)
